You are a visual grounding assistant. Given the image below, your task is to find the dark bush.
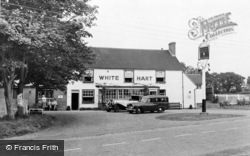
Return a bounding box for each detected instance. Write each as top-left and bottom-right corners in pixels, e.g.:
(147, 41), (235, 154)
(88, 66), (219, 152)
(212, 96), (219, 103)
(189, 105), (193, 109)
(220, 101), (230, 107)
(66, 106), (71, 111)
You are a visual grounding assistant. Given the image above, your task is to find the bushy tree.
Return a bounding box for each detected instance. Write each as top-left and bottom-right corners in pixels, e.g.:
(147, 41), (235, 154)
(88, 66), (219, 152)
(206, 72), (245, 94)
(0, 0), (98, 119)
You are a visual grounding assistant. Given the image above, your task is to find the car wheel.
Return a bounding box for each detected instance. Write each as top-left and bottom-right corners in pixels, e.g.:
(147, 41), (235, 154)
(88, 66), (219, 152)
(135, 107), (141, 114)
(128, 111), (133, 114)
(106, 109), (111, 112)
(140, 108), (144, 113)
(114, 105), (120, 112)
(157, 107), (163, 113)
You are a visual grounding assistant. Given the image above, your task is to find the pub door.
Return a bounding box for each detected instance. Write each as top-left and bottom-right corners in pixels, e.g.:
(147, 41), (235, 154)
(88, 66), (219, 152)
(71, 93), (79, 110)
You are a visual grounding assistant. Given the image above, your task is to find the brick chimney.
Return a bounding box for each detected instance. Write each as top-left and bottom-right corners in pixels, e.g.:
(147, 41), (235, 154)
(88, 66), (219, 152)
(168, 42), (176, 56)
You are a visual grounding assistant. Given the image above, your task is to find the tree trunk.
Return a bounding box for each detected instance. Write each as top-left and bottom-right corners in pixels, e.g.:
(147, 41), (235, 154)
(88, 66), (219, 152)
(16, 58), (27, 117)
(1, 65), (16, 119)
(3, 79), (15, 120)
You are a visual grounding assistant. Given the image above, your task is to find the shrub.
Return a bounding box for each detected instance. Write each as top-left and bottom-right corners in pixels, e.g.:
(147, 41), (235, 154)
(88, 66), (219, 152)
(237, 99), (250, 105)
(66, 106), (71, 111)
(220, 101), (230, 107)
(189, 105), (193, 109)
(212, 96), (219, 103)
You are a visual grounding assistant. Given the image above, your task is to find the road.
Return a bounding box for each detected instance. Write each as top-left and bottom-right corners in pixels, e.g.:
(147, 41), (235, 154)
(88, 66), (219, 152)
(5, 109), (250, 156)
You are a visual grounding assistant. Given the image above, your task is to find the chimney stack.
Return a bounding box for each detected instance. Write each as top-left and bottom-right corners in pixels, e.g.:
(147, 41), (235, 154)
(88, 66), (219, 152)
(169, 42), (176, 56)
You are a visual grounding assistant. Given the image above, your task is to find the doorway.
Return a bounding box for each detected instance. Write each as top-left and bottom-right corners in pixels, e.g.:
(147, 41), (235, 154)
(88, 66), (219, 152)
(71, 91), (79, 110)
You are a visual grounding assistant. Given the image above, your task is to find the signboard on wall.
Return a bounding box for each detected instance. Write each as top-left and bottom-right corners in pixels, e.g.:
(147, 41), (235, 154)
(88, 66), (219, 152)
(94, 69), (123, 83)
(134, 71), (155, 84)
(58, 95), (63, 99)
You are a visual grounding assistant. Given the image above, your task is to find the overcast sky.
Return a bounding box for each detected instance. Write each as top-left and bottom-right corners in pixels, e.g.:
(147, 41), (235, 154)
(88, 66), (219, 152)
(85, 0), (250, 79)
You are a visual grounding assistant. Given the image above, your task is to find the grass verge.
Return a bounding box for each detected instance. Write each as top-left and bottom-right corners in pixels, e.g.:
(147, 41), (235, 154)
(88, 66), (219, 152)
(0, 114), (55, 139)
(156, 113), (244, 121)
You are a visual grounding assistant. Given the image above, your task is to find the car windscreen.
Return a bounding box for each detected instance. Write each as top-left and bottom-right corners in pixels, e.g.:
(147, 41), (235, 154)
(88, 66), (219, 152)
(140, 97), (148, 103)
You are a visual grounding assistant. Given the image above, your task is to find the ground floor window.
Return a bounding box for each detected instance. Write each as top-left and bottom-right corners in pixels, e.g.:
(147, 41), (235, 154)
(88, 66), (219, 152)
(159, 89), (166, 95)
(38, 89), (54, 99)
(100, 89), (145, 103)
(82, 90), (95, 104)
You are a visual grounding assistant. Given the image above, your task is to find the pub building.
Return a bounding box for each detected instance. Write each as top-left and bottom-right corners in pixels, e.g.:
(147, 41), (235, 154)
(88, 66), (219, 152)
(67, 42), (202, 110)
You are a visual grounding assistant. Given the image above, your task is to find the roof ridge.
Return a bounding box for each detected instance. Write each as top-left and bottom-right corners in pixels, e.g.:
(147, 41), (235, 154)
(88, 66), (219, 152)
(91, 46), (169, 51)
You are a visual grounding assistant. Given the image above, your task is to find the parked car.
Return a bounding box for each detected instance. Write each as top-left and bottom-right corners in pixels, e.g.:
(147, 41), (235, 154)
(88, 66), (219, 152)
(127, 95), (169, 114)
(106, 95), (142, 112)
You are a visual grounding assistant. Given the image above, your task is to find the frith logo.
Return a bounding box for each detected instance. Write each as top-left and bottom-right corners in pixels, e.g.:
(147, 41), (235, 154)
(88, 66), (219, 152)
(188, 12), (237, 41)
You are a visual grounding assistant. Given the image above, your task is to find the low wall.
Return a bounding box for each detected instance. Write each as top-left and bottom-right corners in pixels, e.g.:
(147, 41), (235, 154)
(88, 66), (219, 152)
(215, 94), (250, 105)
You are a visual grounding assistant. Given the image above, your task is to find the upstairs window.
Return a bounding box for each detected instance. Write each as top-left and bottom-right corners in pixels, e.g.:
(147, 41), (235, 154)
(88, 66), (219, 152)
(156, 71), (165, 83)
(83, 70), (94, 83)
(124, 70), (134, 83)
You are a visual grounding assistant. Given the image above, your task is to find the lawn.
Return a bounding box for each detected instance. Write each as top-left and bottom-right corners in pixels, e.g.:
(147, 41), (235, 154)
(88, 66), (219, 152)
(0, 114), (55, 139)
(156, 113), (244, 121)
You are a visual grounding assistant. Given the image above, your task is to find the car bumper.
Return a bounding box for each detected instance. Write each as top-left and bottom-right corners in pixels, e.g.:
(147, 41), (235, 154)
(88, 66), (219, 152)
(126, 107), (135, 111)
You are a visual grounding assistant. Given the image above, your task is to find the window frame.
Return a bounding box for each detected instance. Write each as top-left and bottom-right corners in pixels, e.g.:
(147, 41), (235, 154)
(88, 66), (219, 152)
(82, 89), (95, 104)
(124, 70), (134, 83)
(83, 69), (94, 83)
(155, 71), (165, 83)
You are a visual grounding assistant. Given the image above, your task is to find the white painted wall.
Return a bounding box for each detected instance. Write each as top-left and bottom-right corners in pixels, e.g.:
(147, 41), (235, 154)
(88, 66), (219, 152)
(66, 69), (201, 109)
(195, 89), (202, 107)
(165, 71), (183, 104)
(183, 73), (197, 108)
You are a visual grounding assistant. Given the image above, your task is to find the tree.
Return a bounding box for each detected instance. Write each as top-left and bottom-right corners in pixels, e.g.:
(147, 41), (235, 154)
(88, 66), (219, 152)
(206, 72), (223, 94)
(0, 0), (98, 119)
(220, 72), (245, 93)
(206, 72), (245, 94)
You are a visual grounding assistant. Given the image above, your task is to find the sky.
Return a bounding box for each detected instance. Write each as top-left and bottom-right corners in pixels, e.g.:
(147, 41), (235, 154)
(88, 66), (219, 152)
(85, 0), (250, 79)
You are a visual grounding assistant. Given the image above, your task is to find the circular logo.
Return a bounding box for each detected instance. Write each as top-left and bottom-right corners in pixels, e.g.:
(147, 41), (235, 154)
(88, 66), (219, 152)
(6, 145), (12, 150)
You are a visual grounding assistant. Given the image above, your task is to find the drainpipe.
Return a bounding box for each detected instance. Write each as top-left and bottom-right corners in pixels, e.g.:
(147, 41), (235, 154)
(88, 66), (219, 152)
(182, 72), (184, 109)
(194, 88), (197, 109)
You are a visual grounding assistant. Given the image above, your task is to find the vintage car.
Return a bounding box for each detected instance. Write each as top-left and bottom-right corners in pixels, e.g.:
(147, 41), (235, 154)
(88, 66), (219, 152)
(126, 95), (169, 114)
(106, 95), (141, 112)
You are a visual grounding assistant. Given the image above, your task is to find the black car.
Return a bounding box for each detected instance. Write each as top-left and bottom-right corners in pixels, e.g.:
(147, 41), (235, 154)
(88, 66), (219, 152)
(127, 95), (168, 114)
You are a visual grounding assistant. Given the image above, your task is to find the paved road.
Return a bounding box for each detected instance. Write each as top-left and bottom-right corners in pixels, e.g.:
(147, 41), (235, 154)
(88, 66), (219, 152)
(5, 109), (250, 156)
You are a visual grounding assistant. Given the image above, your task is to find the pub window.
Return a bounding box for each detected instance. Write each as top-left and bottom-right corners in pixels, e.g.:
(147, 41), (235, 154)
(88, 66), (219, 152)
(82, 90), (95, 104)
(156, 71), (165, 83)
(124, 70), (134, 83)
(159, 89), (166, 95)
(38, 89), (54, 98)
(83, 70), (94, 83)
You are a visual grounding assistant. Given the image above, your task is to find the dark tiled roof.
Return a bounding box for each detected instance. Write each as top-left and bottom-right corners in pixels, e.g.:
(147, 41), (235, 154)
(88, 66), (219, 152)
(88, 47), (184, 71)
(187, 74), (202, 86)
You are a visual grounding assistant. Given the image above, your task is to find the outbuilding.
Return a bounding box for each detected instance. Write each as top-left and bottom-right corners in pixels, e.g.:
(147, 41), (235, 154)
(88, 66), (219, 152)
(67, 42), (202, 110)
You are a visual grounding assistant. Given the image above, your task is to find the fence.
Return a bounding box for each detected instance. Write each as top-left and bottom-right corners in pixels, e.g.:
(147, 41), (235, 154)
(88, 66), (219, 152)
(215, 94), (250, 105)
